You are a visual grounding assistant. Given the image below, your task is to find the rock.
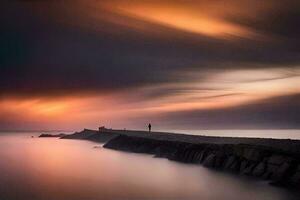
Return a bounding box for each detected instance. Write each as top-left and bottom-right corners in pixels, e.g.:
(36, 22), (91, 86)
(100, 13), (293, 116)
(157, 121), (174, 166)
(190, 150), (200, 163)
(229, 160), (241, 172)
(242, 148), (262, 162)
(271, 162), (292, 181)
(182, 149), (193, 162)
(262, 171), (271, 179)
(242, 163), (256, 175)
(252, 162), (266, 177)
(194, 151), (204, 163)
(214, 152), (225, 168)
(154, 145), (176, 158)
(224, 156), (237, 170)
(239, 160), (249, 173)
(203, 153), (216, 168)
(185, 149), (197, 163)
(231, 145), (244, 157)
(196, 151), (205, 163)
(263, 164), (279, 179)
(39, 133), (66, 138)
(171, 146), (189, 161)
(268, 155), (287, 165)
(189, 150), (202, 163)
(289, 166), (300, 187)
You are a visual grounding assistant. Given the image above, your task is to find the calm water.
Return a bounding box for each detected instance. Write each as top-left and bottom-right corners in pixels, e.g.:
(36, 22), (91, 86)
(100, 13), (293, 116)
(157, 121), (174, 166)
(0, 132), (298, 200)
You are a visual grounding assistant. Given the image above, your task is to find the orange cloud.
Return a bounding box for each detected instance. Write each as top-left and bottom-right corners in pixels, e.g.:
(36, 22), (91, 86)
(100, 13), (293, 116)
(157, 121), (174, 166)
(1, 67), (299, 130)
(105, 3), (256, 38)
(91, 0), (279, 39)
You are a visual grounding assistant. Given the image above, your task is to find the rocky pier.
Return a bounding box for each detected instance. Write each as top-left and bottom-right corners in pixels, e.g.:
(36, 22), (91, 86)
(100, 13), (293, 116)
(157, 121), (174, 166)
(61, 128), (300, 188)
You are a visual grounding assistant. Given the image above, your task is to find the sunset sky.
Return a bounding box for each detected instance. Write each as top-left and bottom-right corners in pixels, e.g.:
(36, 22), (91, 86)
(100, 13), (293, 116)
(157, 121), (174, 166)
(1, 0), (300, 131)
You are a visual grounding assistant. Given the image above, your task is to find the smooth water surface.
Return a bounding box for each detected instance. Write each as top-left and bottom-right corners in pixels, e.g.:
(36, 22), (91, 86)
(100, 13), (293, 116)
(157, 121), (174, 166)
(0, 132), (298, 200)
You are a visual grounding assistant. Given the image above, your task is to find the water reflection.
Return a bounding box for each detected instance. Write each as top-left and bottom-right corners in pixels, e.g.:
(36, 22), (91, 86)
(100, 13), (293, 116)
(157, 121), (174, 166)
(0, 133), (298, 200)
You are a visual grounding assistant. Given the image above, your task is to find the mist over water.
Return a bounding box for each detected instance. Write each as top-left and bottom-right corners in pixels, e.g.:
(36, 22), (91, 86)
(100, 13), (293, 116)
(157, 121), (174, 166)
(0, 132), (298, 200)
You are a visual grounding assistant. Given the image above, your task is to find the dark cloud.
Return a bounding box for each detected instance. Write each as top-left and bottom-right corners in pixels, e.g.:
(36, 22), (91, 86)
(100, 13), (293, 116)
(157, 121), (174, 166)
(0, 1), (300, 130)
(152, 94), (300, 129)
(237, 3), (300, 39)
(1, 1), (300, 98)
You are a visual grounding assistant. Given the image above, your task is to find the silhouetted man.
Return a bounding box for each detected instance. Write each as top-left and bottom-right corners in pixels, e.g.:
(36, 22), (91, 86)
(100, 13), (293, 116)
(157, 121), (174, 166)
(148, 123), (152, 132)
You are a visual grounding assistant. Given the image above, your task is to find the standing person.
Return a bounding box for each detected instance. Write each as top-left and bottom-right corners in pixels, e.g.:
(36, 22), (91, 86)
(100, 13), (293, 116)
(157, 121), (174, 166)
(148, 123), (152, 132)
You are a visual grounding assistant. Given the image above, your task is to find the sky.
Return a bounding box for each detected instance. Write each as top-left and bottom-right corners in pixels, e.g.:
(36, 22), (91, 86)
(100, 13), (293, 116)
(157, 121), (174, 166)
(0, 0), (300, 131)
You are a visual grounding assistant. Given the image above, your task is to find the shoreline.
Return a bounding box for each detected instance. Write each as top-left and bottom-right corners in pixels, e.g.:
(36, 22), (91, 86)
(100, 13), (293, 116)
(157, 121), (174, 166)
(58, 128), (300, 188)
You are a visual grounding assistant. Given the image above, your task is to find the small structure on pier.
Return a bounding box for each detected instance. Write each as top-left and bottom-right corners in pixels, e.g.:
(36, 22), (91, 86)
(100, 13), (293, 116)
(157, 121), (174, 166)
(98, 126), (106, 132)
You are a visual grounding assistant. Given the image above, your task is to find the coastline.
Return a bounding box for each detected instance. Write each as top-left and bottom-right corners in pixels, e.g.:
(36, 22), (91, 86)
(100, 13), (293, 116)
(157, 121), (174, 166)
(58, 128), (300, 188)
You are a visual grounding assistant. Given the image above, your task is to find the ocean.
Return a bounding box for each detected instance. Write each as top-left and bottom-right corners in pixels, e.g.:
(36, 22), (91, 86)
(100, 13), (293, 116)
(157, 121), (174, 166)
(0, 131), (299, 200)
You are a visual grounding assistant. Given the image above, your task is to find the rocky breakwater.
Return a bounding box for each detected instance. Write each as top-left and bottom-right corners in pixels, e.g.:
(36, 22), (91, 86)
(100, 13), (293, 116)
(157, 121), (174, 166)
(104, 135), (300, 188)
(61, 128), (119, 143)
(39, 133), (66, 137)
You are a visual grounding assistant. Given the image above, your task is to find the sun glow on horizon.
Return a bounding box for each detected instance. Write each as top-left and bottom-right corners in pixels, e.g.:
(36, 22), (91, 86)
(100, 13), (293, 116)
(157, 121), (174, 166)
(1, 67), (299, 130)
(0, 99), (71, 118)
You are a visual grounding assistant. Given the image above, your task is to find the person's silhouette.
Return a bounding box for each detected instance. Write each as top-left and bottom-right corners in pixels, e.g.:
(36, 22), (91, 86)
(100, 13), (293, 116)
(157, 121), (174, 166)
(148, 123), (152, 132)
